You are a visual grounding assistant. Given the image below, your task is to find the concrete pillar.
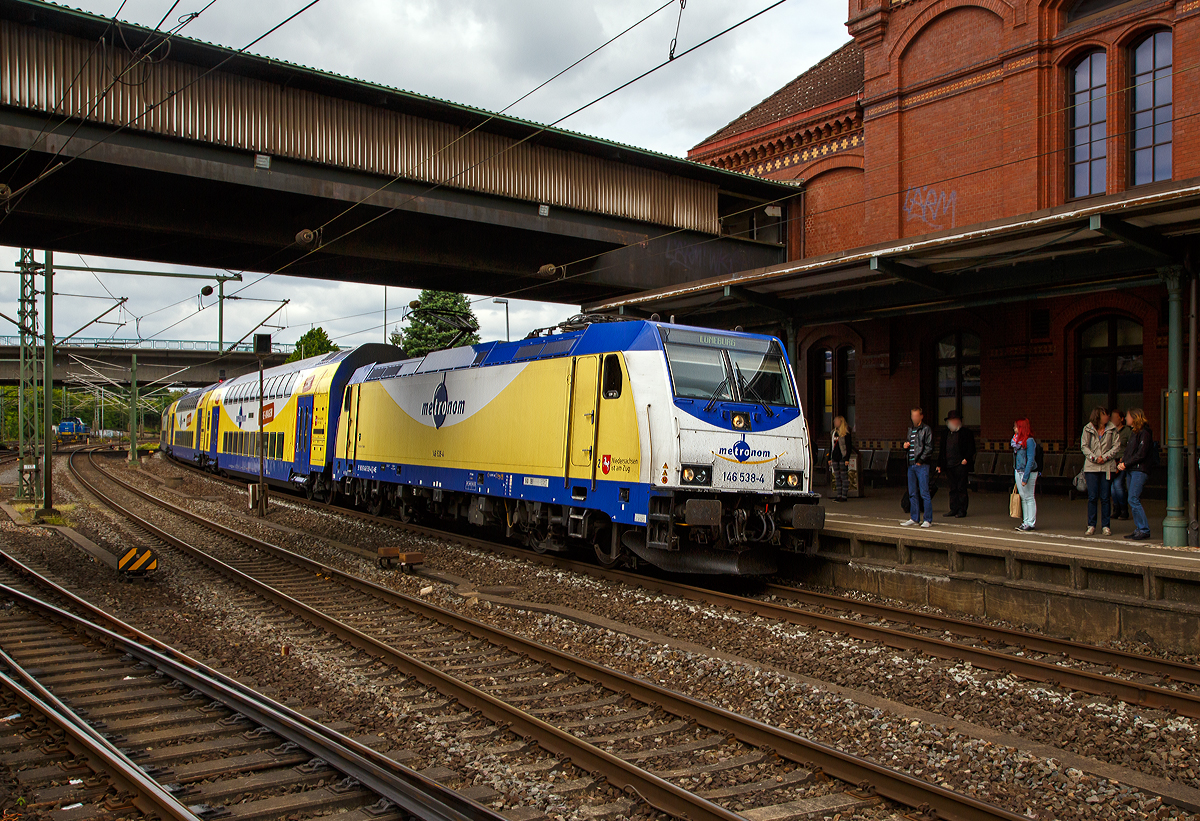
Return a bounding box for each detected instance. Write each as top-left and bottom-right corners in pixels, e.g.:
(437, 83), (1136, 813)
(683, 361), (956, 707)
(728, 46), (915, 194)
(1163, 266), (1187, 546)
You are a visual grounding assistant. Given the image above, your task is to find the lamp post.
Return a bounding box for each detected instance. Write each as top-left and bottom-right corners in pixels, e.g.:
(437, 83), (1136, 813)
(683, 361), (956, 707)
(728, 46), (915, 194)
(493, 298), (510, 342)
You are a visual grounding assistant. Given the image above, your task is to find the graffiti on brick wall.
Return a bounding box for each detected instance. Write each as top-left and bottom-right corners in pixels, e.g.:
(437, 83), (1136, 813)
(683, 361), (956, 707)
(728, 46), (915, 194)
(903, 185), (958, 231)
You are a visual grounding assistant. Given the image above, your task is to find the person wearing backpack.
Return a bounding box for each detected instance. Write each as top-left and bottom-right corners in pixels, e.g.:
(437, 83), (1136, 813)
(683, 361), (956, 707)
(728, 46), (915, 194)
(1012, 418), (1039, 532)
(1081, 406), (1120, 536)
(829, 416), (853, 503)
(1116, 408), (1154, 541)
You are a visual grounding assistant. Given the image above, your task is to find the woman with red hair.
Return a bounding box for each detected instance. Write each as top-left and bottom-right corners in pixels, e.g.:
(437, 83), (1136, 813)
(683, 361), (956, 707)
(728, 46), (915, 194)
(1012, 418), (1039, 531)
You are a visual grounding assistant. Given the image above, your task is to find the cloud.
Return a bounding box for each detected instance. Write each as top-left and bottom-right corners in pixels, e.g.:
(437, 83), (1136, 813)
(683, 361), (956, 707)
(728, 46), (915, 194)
(2, 1), (847, 364)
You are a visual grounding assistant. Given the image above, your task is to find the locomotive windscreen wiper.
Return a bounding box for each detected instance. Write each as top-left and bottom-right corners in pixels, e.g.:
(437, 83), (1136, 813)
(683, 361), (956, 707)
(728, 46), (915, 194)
(735, 363), (775, 418)
(703, 376), (731, 412)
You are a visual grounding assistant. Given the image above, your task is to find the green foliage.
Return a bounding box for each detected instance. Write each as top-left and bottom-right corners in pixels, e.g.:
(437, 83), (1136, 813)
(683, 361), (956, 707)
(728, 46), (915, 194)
(392, 290), (480, 358)
(0, 385), (178, 442)
(288, 326), (339, 363)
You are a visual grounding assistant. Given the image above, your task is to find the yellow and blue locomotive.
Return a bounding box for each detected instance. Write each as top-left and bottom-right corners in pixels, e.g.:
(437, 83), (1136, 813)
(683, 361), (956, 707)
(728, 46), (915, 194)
(162, 321), (823, 574)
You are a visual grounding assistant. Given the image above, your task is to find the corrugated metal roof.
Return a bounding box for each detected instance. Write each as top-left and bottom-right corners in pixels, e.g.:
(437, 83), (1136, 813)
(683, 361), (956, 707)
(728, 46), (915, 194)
(695, 41), (864, 150)
(4, 0), (793, 199)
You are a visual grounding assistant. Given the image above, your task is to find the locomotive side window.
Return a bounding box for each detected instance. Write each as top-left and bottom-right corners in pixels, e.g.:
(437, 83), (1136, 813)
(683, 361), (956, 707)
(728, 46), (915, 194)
(343, 388), (352, 411)
(602, 354), (623, 399)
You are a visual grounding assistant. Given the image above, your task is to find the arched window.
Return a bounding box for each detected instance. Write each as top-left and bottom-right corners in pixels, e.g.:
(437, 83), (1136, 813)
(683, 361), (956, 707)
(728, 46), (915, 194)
(1069, 51), (1107, 198)
(1131, 30), (1172, 186)
(1080, 317), (1143, 422)
(936, 332), (981, 427)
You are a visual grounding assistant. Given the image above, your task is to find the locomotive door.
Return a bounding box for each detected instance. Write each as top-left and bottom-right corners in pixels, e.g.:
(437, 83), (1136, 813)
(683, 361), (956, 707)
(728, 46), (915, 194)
(569, 355), (600, 474)
(295, 395), (314, 473)
(208, 407), (219, 460)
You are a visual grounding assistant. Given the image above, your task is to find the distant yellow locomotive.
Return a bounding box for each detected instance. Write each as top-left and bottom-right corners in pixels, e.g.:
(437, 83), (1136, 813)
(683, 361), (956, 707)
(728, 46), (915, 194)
(162, 321), (823, 574)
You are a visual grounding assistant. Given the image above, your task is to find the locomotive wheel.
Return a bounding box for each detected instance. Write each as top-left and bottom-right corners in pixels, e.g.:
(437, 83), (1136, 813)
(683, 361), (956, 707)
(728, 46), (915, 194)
(303, 482), (315, 501)
(367, 494), (386, 517)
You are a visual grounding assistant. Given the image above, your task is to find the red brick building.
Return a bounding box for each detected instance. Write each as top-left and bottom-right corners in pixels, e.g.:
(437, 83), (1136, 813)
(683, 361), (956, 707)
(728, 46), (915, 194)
(611, 0), (1198, 443)
(591, 0), (1200, 542)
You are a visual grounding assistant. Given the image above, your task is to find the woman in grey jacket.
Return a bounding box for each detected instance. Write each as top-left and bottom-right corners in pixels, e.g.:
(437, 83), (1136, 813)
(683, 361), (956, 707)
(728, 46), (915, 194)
(1081, 406), (1120, 536)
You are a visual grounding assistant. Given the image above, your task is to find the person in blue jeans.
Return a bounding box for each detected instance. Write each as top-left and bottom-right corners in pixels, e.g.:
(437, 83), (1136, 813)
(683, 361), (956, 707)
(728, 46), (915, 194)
(1116, 408), (1154, 540)
(1012, 418), (1038, 532)
(901, 407), (934, 528)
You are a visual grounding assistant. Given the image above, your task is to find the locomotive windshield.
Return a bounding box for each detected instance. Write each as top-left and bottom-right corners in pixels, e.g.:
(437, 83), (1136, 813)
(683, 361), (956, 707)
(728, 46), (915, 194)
(660, 328), (796, 407)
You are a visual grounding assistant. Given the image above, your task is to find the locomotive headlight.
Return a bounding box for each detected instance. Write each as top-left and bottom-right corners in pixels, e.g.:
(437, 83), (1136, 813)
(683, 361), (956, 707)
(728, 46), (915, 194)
(681, 465), (712, 486)
(732, 412), (749, 430)
(683, 467), (695, 482)
(774, 469), (803, 489)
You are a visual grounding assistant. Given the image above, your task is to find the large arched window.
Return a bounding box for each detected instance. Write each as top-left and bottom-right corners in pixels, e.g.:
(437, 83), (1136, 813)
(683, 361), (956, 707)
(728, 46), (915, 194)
(1069, 51), (1107, 198)
(1131, 30), (1172, 186)
(1080, 317), (1143, 422)
(936, 332), (981, 427)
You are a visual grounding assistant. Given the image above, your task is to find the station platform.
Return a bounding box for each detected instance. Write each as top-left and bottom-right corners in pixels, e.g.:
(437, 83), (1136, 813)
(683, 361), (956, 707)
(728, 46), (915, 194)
(785, 489), (1200, 653)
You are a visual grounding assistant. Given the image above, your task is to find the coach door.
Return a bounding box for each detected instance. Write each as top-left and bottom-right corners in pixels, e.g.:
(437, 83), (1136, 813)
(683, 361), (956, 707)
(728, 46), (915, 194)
(295, 395), (314, 473)
(208, 407), (219, 460)
(568, 356), (601, 479)
(343, 386), (361, 471)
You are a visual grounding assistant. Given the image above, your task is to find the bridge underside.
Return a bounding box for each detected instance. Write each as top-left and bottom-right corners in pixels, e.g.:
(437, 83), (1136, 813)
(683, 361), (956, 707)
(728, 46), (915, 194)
(0, 112), (785, 304)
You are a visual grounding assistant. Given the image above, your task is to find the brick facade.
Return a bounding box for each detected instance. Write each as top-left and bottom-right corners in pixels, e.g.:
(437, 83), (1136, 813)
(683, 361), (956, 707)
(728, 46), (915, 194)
(689, 0), (1200, 450)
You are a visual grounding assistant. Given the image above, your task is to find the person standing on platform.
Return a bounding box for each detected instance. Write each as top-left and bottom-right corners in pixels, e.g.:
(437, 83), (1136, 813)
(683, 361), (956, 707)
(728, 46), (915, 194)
(1110, 408), (1131, 520)
(1081, 406), (1120, 536)
(1012, 418), (1039, 532)
(901, 408), (934, 528)
(1117, 408), (1154, 541)
(829, 416), (852, 503)
(937, 410), (976, 519)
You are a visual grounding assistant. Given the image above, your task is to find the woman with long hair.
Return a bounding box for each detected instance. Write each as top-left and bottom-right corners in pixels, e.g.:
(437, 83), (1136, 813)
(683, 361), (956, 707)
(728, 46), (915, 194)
(1116, 408), (1154, 540)
(1081, 406), (1119, 535)
(1012, 418), (1039, 532)
(829, 416), (852, 503)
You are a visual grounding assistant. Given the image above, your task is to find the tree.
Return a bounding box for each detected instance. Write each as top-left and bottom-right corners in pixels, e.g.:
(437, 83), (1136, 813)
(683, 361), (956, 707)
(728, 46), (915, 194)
(287, 326), (339, 363)
(392, 290), (480, 357)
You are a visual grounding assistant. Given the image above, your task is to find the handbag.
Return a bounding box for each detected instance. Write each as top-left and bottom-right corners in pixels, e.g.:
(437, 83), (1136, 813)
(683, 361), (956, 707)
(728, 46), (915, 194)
(1009, 484), (1022, 519)
(1073, 468), (1087, 493)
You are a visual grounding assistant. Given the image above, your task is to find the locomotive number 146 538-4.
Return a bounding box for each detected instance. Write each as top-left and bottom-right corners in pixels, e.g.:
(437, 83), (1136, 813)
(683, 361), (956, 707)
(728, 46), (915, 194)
(723, 470), (766, 485)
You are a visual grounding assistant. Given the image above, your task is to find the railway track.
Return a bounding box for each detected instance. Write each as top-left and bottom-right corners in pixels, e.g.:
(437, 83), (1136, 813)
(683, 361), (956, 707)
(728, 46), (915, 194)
(167, 454), (1200, 720)
(73, 448), (1035, 821)
(0, 552), (511, 821)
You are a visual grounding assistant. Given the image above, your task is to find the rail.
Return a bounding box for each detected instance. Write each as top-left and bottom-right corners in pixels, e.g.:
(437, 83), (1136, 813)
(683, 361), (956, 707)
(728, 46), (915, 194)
(110, 450), (1030, 821)
(0, 547), (509, 821)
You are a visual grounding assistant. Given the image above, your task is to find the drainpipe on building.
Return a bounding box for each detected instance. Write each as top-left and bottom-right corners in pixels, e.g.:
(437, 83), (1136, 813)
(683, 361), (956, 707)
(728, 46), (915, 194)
(1163, 266), (1188, 547)
(1190, 267), (1199, 547)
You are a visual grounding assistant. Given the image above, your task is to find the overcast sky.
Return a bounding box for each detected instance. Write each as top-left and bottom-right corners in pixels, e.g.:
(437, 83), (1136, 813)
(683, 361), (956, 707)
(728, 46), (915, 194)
(2, 0), (847, 366)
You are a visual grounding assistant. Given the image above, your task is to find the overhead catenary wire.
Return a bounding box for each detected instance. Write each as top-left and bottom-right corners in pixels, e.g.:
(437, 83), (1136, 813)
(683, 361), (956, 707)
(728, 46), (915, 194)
(224, 0), (795, 300)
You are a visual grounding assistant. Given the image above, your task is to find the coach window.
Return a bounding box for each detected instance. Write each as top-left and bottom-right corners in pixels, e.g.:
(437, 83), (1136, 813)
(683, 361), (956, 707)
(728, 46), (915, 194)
(1131, 30), (1172, 186)
(1069, 50), (1107, 198)
(602, 354), (623, 399)
(1080, 317), (1143, 422)
(936, 332), (981, 428)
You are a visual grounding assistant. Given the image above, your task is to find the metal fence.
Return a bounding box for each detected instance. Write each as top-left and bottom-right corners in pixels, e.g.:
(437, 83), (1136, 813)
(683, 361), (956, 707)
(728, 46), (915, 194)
(0, 336), (295, 354)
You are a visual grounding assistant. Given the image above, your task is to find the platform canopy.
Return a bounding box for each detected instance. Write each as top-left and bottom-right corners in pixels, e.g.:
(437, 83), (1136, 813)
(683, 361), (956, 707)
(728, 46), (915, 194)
(584, 179), (1200, 326)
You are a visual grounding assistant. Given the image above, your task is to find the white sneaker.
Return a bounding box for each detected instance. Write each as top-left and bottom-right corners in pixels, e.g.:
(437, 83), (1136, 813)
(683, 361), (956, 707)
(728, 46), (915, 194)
(1085, 526), (1095, 535)
(921, 521), (932, 528)
(900, 519), (916, 526)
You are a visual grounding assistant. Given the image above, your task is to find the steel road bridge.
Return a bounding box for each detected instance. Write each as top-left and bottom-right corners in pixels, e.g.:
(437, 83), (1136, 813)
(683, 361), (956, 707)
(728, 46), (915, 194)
(0, 0), (797, 305)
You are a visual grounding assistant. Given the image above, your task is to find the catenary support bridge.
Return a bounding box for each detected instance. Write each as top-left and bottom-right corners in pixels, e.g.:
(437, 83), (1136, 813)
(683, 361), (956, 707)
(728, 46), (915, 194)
(0, 338), (288, 388)
(0, 0), (796, 305)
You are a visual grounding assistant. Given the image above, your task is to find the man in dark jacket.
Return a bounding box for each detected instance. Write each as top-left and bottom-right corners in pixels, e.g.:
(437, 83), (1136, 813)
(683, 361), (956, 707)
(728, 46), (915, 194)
(902, 408), (935, 527)
(937, 410), (976, 518)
